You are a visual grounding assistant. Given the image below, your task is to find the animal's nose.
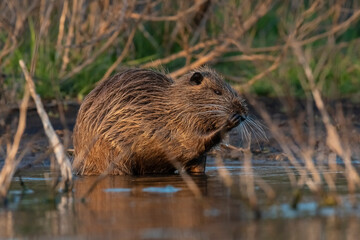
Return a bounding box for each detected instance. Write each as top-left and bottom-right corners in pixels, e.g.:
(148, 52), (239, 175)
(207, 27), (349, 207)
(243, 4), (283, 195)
(232, 98), (248, 118)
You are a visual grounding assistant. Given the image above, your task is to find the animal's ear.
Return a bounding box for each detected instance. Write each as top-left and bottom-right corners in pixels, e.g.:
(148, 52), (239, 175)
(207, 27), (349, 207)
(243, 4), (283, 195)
(189, 72), (203, 85)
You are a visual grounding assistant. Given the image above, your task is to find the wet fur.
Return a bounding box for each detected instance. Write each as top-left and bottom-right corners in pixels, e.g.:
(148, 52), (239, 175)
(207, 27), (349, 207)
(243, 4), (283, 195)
(73, 67), (248, 175)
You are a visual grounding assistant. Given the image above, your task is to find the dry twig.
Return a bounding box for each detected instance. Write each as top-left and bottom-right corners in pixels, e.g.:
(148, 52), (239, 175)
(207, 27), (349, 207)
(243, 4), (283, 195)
(0, 87), (30, 200)
(19, 60), (73, 192)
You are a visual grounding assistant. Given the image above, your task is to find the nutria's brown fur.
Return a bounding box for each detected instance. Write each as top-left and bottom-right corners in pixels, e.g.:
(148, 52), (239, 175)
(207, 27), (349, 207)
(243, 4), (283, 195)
(72, 67), (248, 175)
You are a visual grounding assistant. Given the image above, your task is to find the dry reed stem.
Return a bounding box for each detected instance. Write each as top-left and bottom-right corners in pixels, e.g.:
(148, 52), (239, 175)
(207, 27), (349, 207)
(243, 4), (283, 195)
(241, 146), (258, 209)
(16, 144), (55, 173)
(19, 60), (73, 192)
(56, 0), (69, 54)
(247, 95), (334, 197)
(291, 43), (360, 194)
(228, 1), (360, 89)
(231, 0), (360, 197)
(171, 160), (202, 199)
(217, 143), (275, 204)
(98, 2), (150, 83)
(254, 177), (276, 201)
(225, 141), (262, 217)
(0, 1), (36, 65)
(60, 28), (122, 81)
(0, 87), (30, 200)
(219, 54), (276, 63)
(317, 152), (337, 193)
(59, 0), (78, 76)
(129, 0), (207, 22)
(169, 0), (272, 79)
(81, 162), (115, 200)
(237, 0), (318, 89)
(138, 24), (160, 50)
(299, 8), (360, 45)
(239, 52), (284, 90)
(214, 154), (233, 187)
(140, 39), (220, 69)
(189, 0), (212, 45)
(59, 2), (129, 81)
(246, 97), (312, 189)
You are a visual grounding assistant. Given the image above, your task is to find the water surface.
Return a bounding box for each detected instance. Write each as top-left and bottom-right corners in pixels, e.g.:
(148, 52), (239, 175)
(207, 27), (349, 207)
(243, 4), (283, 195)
(1, 158), (360, 240)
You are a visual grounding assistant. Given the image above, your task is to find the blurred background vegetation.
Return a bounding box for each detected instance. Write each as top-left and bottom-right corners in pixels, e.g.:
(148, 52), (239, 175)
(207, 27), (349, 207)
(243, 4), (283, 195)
(0, 0), (359, 101)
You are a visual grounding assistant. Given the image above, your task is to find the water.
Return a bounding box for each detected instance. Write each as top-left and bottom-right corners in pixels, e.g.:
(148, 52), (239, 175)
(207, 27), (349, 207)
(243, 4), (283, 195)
(1, 159), (360, 239)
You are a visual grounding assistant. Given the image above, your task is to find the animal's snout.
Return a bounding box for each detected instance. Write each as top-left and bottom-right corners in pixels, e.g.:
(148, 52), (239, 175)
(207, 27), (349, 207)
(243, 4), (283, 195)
(232, 98), (248, 119)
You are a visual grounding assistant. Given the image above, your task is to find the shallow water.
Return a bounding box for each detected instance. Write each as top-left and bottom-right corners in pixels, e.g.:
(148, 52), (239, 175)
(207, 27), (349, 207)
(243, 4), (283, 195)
(1, 159), (360, 240)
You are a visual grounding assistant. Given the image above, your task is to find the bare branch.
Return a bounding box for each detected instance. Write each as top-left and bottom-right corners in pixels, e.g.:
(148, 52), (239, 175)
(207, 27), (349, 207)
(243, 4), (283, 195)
(0, 87), (30, 200)
(19, 60), (73, 192)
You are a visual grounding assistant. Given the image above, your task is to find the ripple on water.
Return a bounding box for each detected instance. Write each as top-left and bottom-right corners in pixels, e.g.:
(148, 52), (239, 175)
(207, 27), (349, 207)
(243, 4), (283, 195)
(103, 188), (132, 193)
(103, 185), (182, 194)
(13, 177), (52, 182)
(142, 185), (181, 193)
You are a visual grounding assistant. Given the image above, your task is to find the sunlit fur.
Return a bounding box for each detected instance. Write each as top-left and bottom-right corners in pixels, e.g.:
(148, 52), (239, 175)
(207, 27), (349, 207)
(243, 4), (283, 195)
(73, 67), (249, 175)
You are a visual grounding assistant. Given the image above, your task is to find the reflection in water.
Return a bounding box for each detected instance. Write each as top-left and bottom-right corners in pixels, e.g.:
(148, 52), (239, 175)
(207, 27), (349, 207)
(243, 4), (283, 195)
(1, 160), (360, 239)
(72, 174), (212, 238)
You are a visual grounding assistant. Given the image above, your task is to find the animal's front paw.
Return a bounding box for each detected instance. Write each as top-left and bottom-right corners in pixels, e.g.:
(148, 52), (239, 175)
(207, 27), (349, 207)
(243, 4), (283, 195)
(226, 113), (242, 130)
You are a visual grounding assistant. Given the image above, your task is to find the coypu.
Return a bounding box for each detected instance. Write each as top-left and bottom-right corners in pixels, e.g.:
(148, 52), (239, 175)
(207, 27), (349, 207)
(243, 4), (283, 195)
(72, 67), (250, 175)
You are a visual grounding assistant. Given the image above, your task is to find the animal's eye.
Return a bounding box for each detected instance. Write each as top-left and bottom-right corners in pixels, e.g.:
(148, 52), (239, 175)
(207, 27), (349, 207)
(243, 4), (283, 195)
(213, 89), (222, 95)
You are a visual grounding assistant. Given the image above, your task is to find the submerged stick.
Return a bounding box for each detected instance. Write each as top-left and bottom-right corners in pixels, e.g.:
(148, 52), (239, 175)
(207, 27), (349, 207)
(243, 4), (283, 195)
(19, 60), (73, 191)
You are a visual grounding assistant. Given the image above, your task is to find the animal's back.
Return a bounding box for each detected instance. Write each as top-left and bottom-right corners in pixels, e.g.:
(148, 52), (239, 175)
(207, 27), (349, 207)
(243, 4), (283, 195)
(73, 69), (174, 175)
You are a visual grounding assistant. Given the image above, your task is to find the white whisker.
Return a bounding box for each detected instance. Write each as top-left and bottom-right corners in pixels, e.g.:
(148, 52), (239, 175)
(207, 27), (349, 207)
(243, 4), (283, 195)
(234, 115), (268, 147)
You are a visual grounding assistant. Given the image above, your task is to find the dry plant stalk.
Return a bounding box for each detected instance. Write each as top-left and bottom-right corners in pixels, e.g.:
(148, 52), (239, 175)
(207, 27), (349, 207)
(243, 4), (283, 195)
(214, 153), (233, 188)
(170, 159), (203, 199)
(2, 0), (360, 89)
(169, 0), (273, 79)
(215, 142), (275, 215)
(0, 87), (30, 200)
(19, 60), (73, 191)
(230, 0), (360, 205)
(247, 95), (330, 200)
(245, 41), (359, 204)
(291, 43), (360, 195)
(98, 1), (152, 83)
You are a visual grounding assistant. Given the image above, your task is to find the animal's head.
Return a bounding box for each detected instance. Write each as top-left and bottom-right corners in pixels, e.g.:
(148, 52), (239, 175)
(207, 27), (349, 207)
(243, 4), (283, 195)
(171, 67), (248, 133)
